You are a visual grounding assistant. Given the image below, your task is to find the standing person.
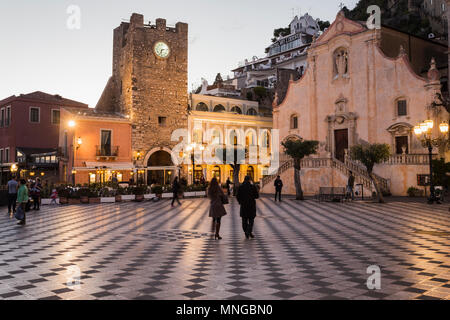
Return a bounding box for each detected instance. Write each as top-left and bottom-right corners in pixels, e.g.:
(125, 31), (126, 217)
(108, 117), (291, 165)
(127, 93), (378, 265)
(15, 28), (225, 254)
(225, 177), (231, 196)
(7, 176), (18, 215)
(347, 171), (355, 201)
(274, 175), (283, 202)
(237, 176), (259, 239)
(16, 179), (29, 225)
(171, 177), (182, 207)
(31, 182), (41, 211)
(208, 178), (227, 240)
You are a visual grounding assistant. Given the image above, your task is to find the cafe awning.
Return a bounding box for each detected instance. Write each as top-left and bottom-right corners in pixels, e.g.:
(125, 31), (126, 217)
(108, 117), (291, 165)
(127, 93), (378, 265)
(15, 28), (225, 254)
(79, 162), (135, 170)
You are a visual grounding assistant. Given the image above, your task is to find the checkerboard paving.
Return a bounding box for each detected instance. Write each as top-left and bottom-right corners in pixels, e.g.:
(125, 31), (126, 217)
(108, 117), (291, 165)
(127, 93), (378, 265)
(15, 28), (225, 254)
(0, 197), (449, 300)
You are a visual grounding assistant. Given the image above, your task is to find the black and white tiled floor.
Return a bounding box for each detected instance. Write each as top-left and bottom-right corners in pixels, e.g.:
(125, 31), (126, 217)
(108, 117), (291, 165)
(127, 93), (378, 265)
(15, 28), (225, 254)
(0, 197), (449, 300)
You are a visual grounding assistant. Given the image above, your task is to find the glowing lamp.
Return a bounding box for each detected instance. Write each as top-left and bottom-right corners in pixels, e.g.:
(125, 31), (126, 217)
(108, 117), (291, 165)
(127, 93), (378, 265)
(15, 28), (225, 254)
(424, 120), (434, 130)
(440, 122), (449, 134)
(68, 120), (76, 128)
(414, 126), (422, 136)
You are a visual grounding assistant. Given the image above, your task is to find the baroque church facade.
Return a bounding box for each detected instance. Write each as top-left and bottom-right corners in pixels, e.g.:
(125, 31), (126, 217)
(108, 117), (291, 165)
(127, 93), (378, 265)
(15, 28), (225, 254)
(264, 11), (449, 196)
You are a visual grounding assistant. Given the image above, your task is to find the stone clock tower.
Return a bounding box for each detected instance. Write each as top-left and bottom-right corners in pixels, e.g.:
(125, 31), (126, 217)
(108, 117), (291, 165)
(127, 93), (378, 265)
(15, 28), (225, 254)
(96, 13), (188, 167)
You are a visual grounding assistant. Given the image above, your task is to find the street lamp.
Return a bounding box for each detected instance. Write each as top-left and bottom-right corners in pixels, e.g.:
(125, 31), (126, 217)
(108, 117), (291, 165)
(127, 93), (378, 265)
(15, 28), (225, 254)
(186, 143), (204, 185)
(414, 119), (449, 204)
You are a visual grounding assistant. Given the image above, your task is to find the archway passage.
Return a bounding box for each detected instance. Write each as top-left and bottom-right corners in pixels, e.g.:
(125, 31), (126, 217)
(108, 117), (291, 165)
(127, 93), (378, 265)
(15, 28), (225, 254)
(147, 150), (174, 167)
(147, 150), (175, 186)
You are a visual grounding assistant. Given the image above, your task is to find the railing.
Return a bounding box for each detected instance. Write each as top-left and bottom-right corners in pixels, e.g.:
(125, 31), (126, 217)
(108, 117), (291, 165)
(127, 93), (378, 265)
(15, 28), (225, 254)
(343, 156), (389, 192)
(96, 146), (119, 157)
(382, 153), (438, 165)
(261, 153), (390, 194)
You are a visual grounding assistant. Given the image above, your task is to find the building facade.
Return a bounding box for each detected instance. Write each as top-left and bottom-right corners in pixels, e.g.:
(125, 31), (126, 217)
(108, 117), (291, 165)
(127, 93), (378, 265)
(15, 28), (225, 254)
(188, 94), (273, 184)
(58, 108), (133, 185)
(265, 11), (449, 196)
(96, 13), (189, 182)
(0, 91), (87, 184)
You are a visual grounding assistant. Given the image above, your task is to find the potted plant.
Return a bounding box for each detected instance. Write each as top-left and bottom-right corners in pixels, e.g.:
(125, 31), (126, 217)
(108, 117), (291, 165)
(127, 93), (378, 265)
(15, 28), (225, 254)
(88, 189), (101, 204)
(133, 185), (146, 202)
(68, 188), (81, 205)
(115, 186), (124, 202)
(151, 185), (163, 199)
(58, 187), (69, 205)
(79, 188), (90, 204)
(100, 188), (116, 203)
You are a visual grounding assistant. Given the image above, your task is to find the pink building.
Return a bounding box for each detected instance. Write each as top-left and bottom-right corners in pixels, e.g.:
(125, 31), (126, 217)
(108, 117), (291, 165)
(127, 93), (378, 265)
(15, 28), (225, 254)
(263, 11), (449, 196)
(0, 91), (88, 184)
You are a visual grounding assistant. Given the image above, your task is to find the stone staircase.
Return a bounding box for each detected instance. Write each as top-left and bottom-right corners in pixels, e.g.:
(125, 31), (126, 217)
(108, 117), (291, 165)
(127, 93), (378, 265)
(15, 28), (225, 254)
(261, 154), (390, 194)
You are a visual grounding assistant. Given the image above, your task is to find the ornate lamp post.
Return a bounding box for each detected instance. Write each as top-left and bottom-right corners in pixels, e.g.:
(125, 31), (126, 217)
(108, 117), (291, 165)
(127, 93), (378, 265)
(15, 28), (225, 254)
(414, 120), (449, 204)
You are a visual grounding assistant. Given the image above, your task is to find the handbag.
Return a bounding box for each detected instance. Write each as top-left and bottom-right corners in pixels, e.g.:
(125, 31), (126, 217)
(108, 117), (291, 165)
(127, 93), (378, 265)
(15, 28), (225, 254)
(15, 206), (24, 221)
(221, 194), (229, 205)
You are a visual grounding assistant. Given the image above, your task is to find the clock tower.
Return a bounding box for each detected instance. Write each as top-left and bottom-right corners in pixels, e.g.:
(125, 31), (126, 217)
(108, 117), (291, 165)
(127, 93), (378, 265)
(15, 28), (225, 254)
(96, 13), (188, 168)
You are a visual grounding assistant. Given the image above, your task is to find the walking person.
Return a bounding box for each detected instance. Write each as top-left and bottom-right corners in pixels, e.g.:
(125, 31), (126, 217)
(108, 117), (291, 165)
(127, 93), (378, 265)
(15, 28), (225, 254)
(16, 179), (29, 225)
(237, 176), (259, 239)
(7, 176), (18, 215)
(208, 178), (228, 240)
(274, 175), (283, 202)
(347, 171), (355, 201)
(225, 177), (231, 196)
(171, 177), (182, 207)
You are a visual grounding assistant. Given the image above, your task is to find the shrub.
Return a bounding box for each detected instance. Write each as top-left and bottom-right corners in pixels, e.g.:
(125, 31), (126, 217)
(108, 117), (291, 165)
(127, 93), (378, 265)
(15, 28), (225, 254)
(407, 187), (423, 197)
(151, 185), (163, 195)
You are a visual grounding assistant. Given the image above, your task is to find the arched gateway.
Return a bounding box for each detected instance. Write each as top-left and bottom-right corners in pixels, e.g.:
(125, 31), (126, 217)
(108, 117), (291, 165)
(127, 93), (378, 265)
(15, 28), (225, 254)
(144, 148), (179, 186)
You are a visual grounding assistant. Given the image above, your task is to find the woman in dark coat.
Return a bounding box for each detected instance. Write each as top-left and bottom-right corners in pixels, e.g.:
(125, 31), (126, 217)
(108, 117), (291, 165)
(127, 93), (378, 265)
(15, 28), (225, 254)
(171, 177), (181, 207)
(236, 176), (259, 239)
(208, 178), (228, 240)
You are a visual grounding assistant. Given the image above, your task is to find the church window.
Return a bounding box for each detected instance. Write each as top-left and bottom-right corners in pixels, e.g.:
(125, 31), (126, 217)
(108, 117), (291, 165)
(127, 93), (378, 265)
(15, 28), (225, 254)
(291, 115), (298, 129)
(397, 100), (407, 117)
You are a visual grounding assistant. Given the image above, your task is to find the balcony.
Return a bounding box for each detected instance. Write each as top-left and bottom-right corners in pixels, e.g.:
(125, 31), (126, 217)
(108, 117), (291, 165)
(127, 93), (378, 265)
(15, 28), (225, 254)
(96, 145), (119, 160)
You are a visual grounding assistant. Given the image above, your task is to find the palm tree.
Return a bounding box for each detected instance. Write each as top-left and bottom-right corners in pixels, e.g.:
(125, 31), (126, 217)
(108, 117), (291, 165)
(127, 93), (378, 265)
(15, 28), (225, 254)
(281, 138), (319, 200)
(350, 143), (390, 203)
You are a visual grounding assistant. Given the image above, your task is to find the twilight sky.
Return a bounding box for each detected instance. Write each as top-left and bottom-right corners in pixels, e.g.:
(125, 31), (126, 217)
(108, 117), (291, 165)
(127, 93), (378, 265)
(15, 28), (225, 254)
(0, 0), (359, 107)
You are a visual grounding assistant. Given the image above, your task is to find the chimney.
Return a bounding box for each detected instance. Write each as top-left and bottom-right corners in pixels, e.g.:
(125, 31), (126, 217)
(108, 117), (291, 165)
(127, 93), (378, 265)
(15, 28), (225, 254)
(130, 13), (144, 27)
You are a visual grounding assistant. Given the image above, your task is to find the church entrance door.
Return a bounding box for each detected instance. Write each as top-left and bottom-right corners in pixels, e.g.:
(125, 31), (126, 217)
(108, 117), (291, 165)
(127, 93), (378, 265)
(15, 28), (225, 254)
(334, 129), (348, 162)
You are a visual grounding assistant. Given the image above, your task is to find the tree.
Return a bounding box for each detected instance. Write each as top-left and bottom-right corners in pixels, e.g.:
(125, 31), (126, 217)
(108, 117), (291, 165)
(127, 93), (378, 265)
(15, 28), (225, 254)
(350, 143), (390, 203)
(432, 159), (450, 188)
(282, 138), (319, 200)
(271, 27), (291, 43)
(317, 19), (330, 31)
(216, 146), (246, 196)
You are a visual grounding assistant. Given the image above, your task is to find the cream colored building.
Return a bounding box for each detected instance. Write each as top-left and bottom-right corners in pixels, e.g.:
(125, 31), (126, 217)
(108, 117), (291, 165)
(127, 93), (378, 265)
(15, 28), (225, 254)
(186, 94), (273, 184)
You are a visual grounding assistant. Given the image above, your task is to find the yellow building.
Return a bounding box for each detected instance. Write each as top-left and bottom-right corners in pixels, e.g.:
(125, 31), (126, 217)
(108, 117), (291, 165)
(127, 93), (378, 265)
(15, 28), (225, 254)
(186, 94), (273, 184)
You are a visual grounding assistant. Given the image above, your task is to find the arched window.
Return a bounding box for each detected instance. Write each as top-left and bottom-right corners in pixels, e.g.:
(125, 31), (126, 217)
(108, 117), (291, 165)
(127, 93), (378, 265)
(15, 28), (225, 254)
(229, 130), (239, 146)
(213, 104), (226, 113)
(247, 108), (257, 116)
(261, 131), (271, 149)
(290, 115), (298, 129)
(211, 129), (222, 145)
(245, 131), (256, 149)
(230, 106), (242, 114)
(196, 102), (209, 112)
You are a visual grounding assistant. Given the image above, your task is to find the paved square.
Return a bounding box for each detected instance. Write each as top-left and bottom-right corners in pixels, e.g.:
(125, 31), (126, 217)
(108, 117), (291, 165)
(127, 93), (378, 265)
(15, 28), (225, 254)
(0, 197), (449, 300)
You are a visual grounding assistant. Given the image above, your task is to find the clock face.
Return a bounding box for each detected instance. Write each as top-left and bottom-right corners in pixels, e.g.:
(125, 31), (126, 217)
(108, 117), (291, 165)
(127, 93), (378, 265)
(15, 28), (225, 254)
(154, 41), (170, 59)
